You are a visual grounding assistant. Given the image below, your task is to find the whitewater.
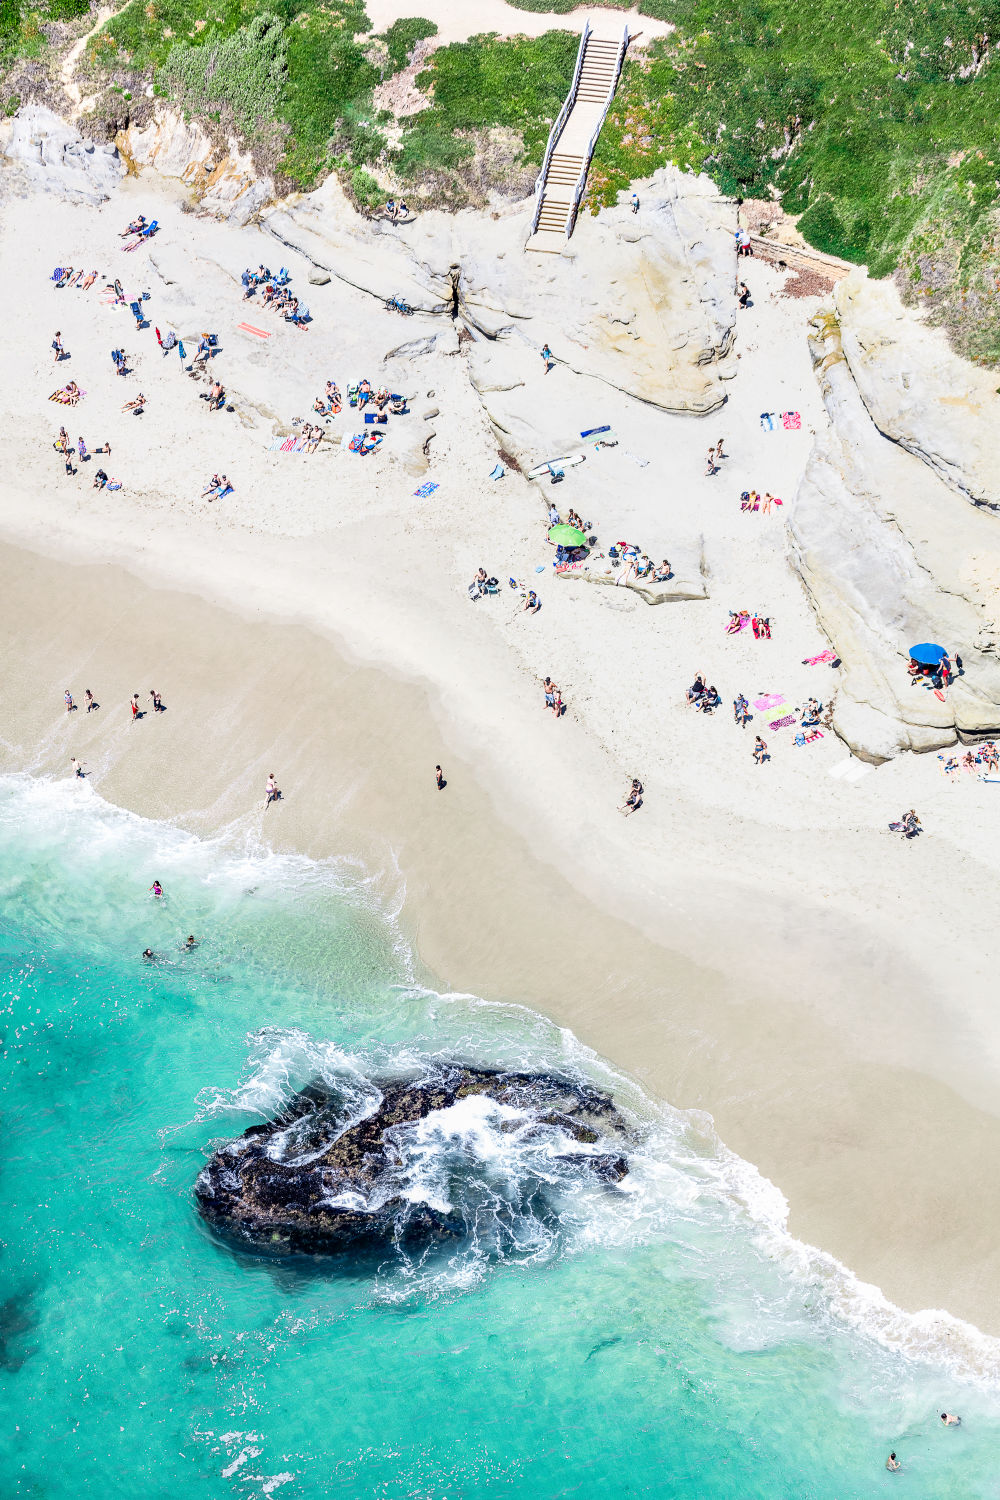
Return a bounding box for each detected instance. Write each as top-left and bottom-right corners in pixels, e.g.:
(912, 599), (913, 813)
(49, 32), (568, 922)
(1, 772), (997, 1499)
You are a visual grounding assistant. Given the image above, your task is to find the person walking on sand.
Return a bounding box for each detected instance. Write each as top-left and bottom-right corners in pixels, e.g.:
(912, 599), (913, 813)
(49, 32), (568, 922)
(70, 757), (85, 779)
(753, 736), (769, 764)
(131, 693), (141, 722)
(52, 331), (65, 363)
(85, 689), (98, 712)
(630, 191), (639, 214)
(150, 689), (163, 713)
(715, 439), (725, 463)
(705, 448), (716, 475)
(265, 772), (281, 807)
(435, 764), (445, 790)
(64, 690), (76, 713)
(542, 676), (561, 714)
(540, 344), (555, 374)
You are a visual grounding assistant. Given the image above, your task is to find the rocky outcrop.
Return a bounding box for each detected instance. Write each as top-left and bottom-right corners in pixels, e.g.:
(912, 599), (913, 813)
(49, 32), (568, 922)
(789, 291), (1000, 761)
(196, 1065), (630, 1257)
(119, 107), (272, 224)
(0, 105), (124, 204)
(831, 271), (1000, 512)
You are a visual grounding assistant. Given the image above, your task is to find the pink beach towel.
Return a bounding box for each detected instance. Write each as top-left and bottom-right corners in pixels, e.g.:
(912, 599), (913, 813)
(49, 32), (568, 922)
(802, 649), (836, 666)
(782, 411), (801, 430)
(769, 714), (797, 730)
(754, 694), (785, 712)
(797, 730), (824, 745)
(237, 322), (272, 339)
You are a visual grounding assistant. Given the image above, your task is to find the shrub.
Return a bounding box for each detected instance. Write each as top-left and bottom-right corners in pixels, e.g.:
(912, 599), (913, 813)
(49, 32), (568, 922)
(159, 11), (287, 133)
(380, 15), (436, 73)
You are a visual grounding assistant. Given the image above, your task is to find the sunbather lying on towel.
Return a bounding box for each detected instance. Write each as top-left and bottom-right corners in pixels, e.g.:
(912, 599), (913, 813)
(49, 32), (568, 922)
(122, 393), (146, 414)
(120, 216), (146, 238)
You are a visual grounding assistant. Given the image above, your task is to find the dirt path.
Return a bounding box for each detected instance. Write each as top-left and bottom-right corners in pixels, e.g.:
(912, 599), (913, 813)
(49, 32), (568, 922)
(59, 5), (113, 115)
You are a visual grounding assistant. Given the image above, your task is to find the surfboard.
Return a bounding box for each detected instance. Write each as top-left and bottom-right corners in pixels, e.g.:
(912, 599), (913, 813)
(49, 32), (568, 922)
(526, 454), (586, 479)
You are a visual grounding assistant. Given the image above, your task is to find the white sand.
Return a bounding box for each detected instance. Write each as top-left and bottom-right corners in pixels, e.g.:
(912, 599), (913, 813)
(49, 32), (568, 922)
(362, 1), (674, 45)
(3, 172), (1000, 1332)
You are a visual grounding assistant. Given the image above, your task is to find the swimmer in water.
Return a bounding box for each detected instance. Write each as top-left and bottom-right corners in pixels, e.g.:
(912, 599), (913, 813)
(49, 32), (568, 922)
(149, 880), (163, 898)
(886, 1453), (900, 1472)
(142, 948), (155, 961)
(183, 935), (198, 951)
(940, 1412), (961, 1426)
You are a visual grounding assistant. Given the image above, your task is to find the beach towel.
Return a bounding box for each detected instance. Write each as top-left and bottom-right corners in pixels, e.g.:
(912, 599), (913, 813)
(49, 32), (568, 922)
(759, 412), (776, 430)
(623, 450), (649, 468)
(106, 481), (122, 490)
(754, 694), (785, 712)
(802, 649), (837, 666)
(237, 322), (272, 339)
(489, 463), (505, 481)
(413, 481), (439, 497)
(782, 411), (802, 430)
(768, 714), (797, 730)
(580, 425), (611, 439)
(795, 730), (824, 745)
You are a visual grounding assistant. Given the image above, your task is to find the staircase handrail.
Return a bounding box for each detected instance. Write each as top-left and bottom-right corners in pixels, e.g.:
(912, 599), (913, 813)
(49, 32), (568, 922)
(529, 19), (591, 235)
(566, 25), (631, 237)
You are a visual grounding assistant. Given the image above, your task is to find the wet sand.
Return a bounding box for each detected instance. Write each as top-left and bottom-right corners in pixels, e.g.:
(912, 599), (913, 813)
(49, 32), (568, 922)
(3, 540), (1000, 1337)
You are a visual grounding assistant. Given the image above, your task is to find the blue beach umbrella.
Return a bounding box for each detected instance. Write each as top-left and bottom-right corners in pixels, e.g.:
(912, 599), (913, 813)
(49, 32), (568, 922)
(909, 642), (947, 665)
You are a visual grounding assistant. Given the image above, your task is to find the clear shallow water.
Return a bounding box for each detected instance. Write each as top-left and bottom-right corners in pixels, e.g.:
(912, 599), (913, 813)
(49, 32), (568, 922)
(1, 775), (999, 1499)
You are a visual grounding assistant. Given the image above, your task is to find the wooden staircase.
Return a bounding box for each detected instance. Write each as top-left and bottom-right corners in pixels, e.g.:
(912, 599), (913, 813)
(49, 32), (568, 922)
(526, 22), (631, 254)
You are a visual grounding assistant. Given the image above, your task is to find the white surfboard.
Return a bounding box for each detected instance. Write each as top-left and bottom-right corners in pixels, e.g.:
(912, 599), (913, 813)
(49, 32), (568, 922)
(526, 453), (587, 479)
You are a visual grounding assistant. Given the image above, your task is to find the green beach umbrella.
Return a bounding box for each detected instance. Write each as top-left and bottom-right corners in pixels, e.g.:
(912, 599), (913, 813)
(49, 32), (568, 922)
(548, 524), (586, 546)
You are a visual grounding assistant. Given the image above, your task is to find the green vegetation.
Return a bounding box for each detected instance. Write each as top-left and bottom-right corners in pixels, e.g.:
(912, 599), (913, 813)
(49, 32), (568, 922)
(381, 15), (436, 72)
(5, 0), (1000, 357)
(587, 0), (1000, 360)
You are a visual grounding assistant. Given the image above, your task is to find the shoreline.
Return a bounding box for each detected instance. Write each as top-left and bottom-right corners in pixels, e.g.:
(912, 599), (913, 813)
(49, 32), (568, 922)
(2, 160), (1000, 1344)
(3, 539), (1000, 1344)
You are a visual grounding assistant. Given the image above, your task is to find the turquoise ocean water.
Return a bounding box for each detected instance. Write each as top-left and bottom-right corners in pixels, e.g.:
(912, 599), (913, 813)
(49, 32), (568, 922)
(2, 772), (999, 1499)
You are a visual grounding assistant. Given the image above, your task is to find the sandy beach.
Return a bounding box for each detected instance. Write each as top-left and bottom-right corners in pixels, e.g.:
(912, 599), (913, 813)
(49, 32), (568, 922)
(3, 151), (1000, 1345)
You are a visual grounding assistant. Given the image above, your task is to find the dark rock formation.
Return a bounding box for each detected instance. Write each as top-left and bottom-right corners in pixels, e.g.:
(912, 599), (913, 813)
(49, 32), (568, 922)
(195, 1065), (630, 1257)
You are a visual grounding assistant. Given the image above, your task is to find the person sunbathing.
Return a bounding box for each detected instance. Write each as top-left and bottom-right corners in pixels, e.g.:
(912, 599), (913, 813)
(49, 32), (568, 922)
(313, 396), (329, 415)
(120, 216), (146, 237)
(303, 426), (321, 453)
(699, 685), (721, 713)
(654, 560), (672, 581)
(619, 778), (643, 816)
(206, 382), (225, 411)
(202, 473), (222, 496)
(63, 381), (81, 404)
(326, 381), (341, 407)
(122, 393), (145, 413)
(373, 386), (390, 410)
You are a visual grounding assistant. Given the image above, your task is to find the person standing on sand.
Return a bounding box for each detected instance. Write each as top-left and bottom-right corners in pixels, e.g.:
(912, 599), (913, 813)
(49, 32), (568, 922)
(52, 332), (65, 363)
(150, 689), (163, 713)
(540, 344), (555, 374)
(131, 693), (141, 722)
(753, 736), (769, 764)
(265, 772), (281, 807)
(64, 690), (76, 713)
(715, 439), (725, 463)
(435, 765), (445, 790)
(70, 758), (85, 778)
(705, 448), (716, 475)
(85, 689), (98, 712)
(630, 192), (639, 214)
